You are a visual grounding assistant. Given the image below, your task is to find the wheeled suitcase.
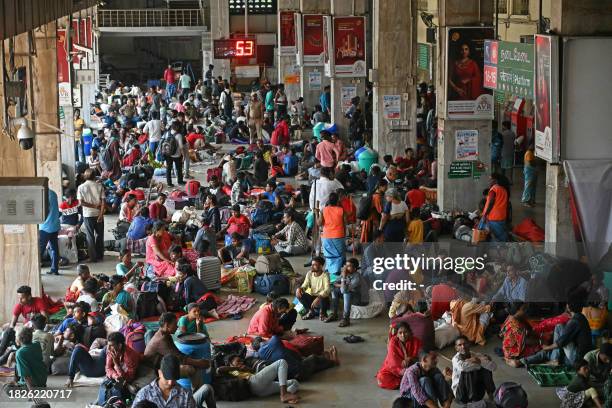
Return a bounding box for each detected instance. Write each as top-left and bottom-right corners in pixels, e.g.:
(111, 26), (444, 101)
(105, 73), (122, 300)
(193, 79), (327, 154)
(197, 256), (222, 291)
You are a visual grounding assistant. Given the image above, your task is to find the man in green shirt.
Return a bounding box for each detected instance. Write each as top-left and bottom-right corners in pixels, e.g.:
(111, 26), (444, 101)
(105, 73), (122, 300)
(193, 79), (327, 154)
(15, 327), (48, 387)
(585, 343), (612, 392)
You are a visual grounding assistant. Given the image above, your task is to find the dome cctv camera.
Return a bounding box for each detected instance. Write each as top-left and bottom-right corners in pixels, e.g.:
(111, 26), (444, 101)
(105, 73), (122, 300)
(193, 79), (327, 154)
(13, 118), (35, 150)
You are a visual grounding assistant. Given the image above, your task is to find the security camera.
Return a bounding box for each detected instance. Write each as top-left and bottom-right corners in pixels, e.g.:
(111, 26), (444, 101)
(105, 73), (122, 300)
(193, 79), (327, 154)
(13, 118), (34, 150)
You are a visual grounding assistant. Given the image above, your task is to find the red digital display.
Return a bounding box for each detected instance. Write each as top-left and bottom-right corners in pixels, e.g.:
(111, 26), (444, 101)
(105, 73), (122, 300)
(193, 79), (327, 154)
(214, 39), (257, 59)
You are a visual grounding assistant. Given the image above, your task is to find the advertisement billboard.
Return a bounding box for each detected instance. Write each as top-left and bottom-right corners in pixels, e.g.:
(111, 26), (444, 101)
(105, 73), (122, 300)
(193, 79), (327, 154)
(302, 14), (325, 66)
(323, 16), (333, 77)
(333, 16), (367, 77)
(279, 11), (297, 55)
(534, 35), (560, 163)
(446, 27), (494, 120)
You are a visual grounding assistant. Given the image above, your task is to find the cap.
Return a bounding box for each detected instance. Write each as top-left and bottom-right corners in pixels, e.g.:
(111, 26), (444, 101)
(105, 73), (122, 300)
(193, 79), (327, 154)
(160, 355), (181, 381)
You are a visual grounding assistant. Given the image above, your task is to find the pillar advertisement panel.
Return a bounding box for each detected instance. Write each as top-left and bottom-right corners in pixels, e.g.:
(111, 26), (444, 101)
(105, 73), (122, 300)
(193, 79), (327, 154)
(446, 27), (494, 120)
(534, 34), (560, 163)
(302, 14), (325, 66)
(323, 16), (334, 77)
(279, 10), (297, 55)
(333, 16), (367, 77)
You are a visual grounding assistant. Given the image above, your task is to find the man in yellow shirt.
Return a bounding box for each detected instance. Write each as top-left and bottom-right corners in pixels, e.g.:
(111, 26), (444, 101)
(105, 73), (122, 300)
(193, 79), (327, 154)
(407, 208), (424, 244)
(296, 256), (331, 320)
(73, 109), (86, 163)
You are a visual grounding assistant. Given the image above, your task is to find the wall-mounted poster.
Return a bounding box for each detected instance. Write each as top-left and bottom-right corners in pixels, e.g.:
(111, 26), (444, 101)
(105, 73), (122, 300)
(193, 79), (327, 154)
(308, 71), (322, 91)
(383, 95), (401, 119)
(455, 129), (479, 161)
(333, 16), (367, 77)
(279, 11), (296, 55)
(323, 16), (333, 77)
(341, 86), (357, 113)
(446, 27), (494, 119)
(302, 14), (325, 66)
(534, 35), (560, 163)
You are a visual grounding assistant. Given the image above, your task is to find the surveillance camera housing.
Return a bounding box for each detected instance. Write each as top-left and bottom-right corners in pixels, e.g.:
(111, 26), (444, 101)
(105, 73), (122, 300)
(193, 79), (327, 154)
(17, 123), (34, 150)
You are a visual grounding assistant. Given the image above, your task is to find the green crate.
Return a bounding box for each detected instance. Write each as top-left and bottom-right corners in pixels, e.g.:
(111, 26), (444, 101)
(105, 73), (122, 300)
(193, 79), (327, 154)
(527, 364), (575, 387)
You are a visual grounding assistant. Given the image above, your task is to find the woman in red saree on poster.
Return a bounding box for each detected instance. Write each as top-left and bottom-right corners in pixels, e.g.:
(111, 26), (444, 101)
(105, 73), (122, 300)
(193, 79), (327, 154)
(449, 42), (483, 101)
(535, 36), (551, 132)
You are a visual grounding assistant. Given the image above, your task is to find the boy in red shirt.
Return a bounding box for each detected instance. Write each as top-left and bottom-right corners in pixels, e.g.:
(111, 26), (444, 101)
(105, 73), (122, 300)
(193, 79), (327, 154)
(220, 205), (251, 239)
(11, 286), (49, 327)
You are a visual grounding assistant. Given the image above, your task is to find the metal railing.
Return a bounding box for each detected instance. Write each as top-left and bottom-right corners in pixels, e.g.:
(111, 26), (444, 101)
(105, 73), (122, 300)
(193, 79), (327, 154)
(97, 9), (204, 27)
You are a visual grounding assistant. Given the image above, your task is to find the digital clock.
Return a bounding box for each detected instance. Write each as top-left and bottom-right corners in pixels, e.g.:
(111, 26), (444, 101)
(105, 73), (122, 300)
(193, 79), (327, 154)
(213, 39), (257, 59)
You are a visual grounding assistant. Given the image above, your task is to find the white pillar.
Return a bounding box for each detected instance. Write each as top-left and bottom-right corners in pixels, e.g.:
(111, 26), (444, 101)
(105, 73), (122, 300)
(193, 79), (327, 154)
(209, 0), (231, 81)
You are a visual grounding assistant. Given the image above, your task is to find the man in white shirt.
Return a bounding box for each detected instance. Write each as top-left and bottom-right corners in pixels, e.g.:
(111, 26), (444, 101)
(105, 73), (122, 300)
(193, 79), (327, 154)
(451, 336), (497, 407)
(178, 71), (192, 96)
(143, 111), (162, 156)
(76, 169), (106, 262)
(309, 167), (343, 210)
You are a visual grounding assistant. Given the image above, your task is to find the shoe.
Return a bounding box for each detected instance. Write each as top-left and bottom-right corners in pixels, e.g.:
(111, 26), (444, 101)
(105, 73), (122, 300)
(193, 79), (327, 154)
(302, 311), (315, 320)
(338, 318), (350, 327)
(46, 270), (56, 275)
(167, 184), (175, 188)
(324, 313), (337, 323)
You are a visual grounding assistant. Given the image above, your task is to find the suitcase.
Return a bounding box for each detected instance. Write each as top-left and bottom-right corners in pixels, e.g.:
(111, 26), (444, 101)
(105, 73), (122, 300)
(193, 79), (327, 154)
(58, 234), (78, 264)
(197, 256), (222, 290)
(185, 180), (201, 197)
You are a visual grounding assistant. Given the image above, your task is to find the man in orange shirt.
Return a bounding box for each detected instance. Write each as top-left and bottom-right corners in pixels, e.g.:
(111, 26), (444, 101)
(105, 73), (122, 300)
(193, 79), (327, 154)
(480, 174), (509, 242)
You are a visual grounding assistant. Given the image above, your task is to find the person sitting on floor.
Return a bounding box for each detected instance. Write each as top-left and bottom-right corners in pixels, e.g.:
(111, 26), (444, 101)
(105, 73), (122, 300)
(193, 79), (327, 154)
(261, 292), (297, 332)
(252, 335), (339, 381)
(116, 249), (144, 280)
(126, 206), (153, 242)
(133, 354), (216, 408)
(450, 298), (492, 346)
(500, 302), (541, 367)
(272, 209), (309, 256)
(451, 335), (496, 406)
(492, 263), (528, 303)
(216, 354), (299, 404)
(584, 343), (612, 395)
(400, 351), (453, 408)
(77, 278), (100, 312)
(66, 337), (107, 388)
(55, 301), (90, 336)
(248, 298), (294, 338)
(143, 313), (211, 390)
(558, 359), (604, 408)
(391, 299), (435, 352)
(376, 322), (422, 390)
(220, 205), (251, 240)
(52, 323), (83, 375)
(31, 314), (54, 370)
(102, 275), (134, 316)
(218, 232), (251, 266)
(95, 331), (141, 404)
(295, 256), (331, 321)
(175, 259), (208, 307)
(521, 297), (592, 367)
(176, 303), (210, 338)
(68, 264), (94, 298)
(14, 327), (48, 388)
(326, 257), (367, 327)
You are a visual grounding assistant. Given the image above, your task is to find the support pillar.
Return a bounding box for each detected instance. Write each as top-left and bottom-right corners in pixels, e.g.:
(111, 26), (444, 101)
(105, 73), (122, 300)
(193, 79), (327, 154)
(329, 0), (367, 136)
(544, 0), (612, 257)
(435, 0), (493, 211)
(299, 0), (331, 110)
(371, 0), (418, 158)
(208, 0), (231, 81)
(277, 0), (301, 103)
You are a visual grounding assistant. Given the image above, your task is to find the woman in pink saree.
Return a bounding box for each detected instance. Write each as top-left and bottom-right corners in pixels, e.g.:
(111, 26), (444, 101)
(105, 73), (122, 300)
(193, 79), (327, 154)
(146, 222), (176, 278)
(449, 43), (483, 101)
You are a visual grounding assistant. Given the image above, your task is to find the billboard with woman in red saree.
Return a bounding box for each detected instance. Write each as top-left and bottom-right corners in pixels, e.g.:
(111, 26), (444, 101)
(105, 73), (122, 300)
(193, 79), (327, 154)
(446, 27), (494, 119)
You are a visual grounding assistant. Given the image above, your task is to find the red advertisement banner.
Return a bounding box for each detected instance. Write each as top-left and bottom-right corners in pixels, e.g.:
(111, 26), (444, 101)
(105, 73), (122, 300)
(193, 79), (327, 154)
(333, 16), (366, 77)
(303, 14), (324, 64)
(279, 11), (296, 53)
(56, 28), (69, 83)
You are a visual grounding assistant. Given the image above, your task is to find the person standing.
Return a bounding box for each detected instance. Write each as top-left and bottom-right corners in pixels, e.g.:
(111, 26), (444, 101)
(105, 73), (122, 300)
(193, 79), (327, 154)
(144, 111), (162, 157)
(320, 86), (331, 120)
(247, 92), (264, 144)
(77, 169), (106, 262)
(521, 143), (537, 207)
(500, 120), (516, 180)
(265, 83), (275, 114)
(480, 173), (509, 242)
(204, 64), (214, 89)
(219, 83), (233, 119)
(163, 122), (185, 187)
(318, 192), (347, 286)
(39, 188), (61, 275)
(275, 84), (288, 120)
(179, 70), (192, 97)
(73, 109), (86, 163)
(163, 64), (176, 102)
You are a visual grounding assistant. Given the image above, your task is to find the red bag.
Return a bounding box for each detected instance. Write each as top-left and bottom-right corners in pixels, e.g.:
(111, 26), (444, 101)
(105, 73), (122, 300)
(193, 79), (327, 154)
(207, 167), (222, 182)
(221, 185), (232, 196)
(283, 335), (324, 357)
(65, 287), (80, 303)
(169, 190), (187, 200)
(512, 218), (545, 242)
(185, 180), (201, 197)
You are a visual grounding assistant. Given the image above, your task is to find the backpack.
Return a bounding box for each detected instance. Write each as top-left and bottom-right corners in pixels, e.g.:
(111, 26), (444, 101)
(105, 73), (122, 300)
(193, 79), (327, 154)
(254, 273), (290, 295)
(213, 375), (252, 401)
(255, 253), (282, 274)
(252, 233), (272, 255)
(100, 146), (114, 171)
(134, 291), (159, 320)
(494, 382), (528, 408)
(120, 321), (146, 353)
(207, 167), (222, 182)
(252, 200), (274, 227)
(160, 132), (178, 157)
(185, 180), (201, 197)
(356, 194), (373, 220)
(283, 155), (298, 176)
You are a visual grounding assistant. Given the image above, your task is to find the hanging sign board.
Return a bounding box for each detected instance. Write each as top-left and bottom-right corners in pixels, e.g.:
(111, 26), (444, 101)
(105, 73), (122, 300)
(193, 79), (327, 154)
(483, 40), (534, 98)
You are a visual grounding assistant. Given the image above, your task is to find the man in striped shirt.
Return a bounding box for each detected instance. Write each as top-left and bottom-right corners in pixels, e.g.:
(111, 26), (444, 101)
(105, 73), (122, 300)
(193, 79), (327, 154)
(400, 351), (452, 408)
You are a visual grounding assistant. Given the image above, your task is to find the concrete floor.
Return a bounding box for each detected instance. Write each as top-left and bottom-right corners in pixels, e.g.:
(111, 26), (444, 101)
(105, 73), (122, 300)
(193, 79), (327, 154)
(3, 149), (558, 407)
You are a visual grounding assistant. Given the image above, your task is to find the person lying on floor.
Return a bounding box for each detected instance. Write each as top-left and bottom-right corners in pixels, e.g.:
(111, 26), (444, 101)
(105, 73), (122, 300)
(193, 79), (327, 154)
(376, 322), (422, 390)
(295, 256), (331, 321)
(216, 354), (299, 404)
(175, 303), (210, 337)
(251, 335), (339, 381)
(400, 351), (453, 408)
(451, 335), (496, 406)
(272, 209), (309, 256)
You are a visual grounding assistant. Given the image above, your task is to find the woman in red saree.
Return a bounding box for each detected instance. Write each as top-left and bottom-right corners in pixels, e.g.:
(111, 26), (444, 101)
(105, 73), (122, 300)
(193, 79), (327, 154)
(449, 43), (483, 101)
(145, 222), (176, 278)
(376, 322), (422, 390)
(500, 302), (541, 367)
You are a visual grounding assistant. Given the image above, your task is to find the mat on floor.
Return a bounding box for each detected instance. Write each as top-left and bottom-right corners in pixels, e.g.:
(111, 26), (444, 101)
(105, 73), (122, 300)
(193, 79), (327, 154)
(527, 364), (575, 387)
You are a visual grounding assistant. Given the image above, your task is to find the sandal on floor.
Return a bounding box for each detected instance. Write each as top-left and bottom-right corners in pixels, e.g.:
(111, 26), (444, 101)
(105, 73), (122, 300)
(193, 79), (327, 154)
(302, 311), (315, 320)
(343, 334), (365, 343)
(324, 314), (338, 323)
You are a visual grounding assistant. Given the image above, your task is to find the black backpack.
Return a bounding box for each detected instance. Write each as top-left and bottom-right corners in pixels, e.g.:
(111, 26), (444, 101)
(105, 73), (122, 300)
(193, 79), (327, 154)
(494, 382), (528, 408)
(134, 292), (158, 320)
(356, 194), (373, 220)
(160, 132), (178, 158)
(212, 375), (252, 401)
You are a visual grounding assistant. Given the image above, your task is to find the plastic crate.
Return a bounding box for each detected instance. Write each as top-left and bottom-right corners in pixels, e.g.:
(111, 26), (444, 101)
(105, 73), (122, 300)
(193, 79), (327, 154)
(527, 364), (575, 387)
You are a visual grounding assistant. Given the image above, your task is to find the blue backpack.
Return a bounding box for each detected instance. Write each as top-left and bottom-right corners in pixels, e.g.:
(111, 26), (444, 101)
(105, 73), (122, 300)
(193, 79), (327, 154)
(283, 155), (298, 176)
(254, 274), (290, 296)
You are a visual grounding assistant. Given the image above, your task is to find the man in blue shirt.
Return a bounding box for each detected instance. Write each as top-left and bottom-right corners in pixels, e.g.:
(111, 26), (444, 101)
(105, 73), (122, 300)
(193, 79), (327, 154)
(492, 264), (528, 302)
(319, 86), (331, 118)
(40, 189), (61, 275)
(127, 207), (154, 241)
